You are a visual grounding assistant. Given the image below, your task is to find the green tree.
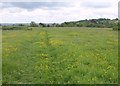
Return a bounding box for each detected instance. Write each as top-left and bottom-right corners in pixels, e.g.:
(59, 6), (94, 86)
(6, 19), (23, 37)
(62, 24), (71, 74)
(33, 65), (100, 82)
(30, 21), (38, 27)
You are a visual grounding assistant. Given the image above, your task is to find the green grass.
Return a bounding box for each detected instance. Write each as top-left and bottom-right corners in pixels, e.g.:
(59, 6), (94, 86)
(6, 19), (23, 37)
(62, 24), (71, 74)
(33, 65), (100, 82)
(2, 27), (118, 84)
(0, 29), (2, 85)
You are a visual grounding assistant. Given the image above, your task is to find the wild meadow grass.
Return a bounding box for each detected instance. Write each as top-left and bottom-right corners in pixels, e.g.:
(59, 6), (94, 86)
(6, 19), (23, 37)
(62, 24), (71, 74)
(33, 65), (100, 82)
(0, 29), (2, 85)
(2, 27), (118, 84)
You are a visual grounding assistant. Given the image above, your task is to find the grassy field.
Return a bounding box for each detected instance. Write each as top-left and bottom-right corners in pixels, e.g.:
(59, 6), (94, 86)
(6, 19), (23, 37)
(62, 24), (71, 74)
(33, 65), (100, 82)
(0, 29), (2, 85)
(2, 27), (118, 84)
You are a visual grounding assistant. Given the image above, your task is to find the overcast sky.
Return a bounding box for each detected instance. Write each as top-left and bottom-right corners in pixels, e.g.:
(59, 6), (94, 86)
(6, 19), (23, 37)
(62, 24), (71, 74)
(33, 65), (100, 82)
(0, 0), (119, 23)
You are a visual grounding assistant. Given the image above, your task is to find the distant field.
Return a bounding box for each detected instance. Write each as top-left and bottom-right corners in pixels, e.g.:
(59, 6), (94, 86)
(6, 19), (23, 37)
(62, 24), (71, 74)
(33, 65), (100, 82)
(2, 27), (118, 84)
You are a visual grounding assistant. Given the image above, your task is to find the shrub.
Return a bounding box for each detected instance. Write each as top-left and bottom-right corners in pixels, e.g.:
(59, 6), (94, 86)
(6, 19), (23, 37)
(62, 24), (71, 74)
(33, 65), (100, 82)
(112, 26), (118, 31)
(2, 26), (28, 30)
(112, 23), (120, 31)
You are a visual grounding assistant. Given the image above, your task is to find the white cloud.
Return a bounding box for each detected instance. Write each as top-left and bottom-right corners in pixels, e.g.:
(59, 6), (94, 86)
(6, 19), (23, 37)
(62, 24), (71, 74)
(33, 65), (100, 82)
(0, 0), (119, 23)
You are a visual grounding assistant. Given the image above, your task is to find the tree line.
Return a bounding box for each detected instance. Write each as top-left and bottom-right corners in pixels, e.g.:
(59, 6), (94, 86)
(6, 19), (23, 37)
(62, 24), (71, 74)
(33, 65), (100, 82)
(29, 18), (118, 28)
(1, 18), (119, 30)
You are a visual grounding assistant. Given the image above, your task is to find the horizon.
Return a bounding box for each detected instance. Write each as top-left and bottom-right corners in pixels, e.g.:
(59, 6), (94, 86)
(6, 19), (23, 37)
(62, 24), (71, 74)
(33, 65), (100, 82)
(0, 18), (118, 24)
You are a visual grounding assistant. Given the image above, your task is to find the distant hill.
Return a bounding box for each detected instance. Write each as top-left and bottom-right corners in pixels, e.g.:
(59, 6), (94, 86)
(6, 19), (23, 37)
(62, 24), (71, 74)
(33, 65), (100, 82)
(0, 18), (119, 29)
(61, 18), (118, 28)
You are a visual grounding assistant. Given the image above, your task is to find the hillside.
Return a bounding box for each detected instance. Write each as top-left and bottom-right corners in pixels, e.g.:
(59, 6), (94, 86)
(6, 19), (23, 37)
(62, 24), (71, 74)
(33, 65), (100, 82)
(0, 18), (119, 30)
(61, 18), (118, 28)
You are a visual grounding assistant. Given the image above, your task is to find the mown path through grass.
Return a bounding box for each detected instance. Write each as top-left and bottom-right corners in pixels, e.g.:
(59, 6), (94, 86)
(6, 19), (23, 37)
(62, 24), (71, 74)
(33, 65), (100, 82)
(3, 29), (66, 84)
(2, 28), (118, 84)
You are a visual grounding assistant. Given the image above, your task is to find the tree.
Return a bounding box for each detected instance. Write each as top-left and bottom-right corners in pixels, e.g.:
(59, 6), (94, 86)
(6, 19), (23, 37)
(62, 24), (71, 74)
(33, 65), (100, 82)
(39, 23), (46, 27)
(30, 21), (38, 27)
(18, 24), (24, 26)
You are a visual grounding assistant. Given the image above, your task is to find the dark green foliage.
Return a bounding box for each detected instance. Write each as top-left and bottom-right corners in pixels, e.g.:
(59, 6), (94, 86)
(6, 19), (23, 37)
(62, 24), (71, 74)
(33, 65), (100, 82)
(2, 26), (28, 30)
(17, 24), (25, 26)
(112, 25), (118, 31)
(39, 23), (46, 27)
(1, 18), (118, 29)
(60, 18), (118, 28)
(112, 21), (120, 31)
(30, 21), (38, 27)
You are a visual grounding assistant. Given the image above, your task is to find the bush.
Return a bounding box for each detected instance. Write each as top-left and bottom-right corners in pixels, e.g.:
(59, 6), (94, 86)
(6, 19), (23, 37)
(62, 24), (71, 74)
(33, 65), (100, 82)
(112, 23), (120, 31)
(2, 26), (28, 30)
(112, 26), (118, 30)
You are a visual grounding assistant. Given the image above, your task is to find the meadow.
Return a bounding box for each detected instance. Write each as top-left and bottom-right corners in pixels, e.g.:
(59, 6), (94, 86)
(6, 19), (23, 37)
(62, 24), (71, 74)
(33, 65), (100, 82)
(0, 29), (2, 85)
(2, 27), (118, 84)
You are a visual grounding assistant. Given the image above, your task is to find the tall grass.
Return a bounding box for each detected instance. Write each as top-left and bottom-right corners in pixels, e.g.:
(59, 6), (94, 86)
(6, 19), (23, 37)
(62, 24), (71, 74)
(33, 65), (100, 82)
(2, 27), (118, 84)
(0, 29), (2, 85)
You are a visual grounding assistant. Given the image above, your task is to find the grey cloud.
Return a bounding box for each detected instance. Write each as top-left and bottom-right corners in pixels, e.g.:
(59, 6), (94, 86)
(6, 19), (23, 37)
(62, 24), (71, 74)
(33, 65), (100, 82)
(1, 2), (72, 10)
(81, 1), (112, 8)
